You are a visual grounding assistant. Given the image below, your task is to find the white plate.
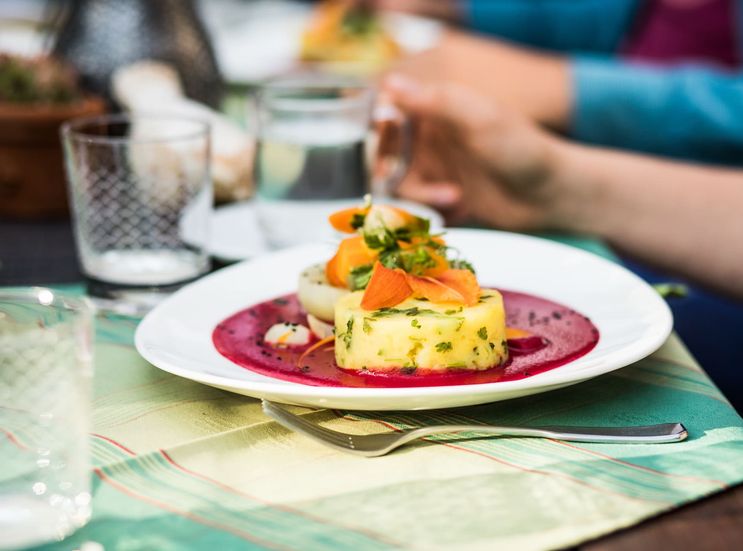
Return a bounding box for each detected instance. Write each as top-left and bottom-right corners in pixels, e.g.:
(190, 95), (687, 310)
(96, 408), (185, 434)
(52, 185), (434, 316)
(185, 199), (445, 262)
(201, 1), (444, 83)
(136, 229), (672, 411)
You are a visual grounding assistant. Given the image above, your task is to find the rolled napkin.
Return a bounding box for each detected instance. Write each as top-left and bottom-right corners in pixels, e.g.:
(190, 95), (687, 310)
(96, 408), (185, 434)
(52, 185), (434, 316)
(112, 61), (253, 202)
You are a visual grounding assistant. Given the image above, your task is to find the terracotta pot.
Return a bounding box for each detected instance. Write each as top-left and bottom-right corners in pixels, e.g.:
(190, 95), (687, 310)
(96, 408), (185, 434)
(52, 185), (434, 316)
(0, 96), (106, 219)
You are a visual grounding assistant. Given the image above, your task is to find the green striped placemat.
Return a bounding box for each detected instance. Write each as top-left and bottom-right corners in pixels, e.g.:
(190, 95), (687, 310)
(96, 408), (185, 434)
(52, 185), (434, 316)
(26, 239), (743, 550)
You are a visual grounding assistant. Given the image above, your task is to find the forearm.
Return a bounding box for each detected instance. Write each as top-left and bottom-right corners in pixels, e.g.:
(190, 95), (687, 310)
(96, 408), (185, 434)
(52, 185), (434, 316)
(554, 143), (743, 296)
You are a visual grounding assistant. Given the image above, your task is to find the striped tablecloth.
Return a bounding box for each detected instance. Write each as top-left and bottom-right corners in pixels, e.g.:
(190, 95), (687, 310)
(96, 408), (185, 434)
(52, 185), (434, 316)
(31, 245), (743, 551)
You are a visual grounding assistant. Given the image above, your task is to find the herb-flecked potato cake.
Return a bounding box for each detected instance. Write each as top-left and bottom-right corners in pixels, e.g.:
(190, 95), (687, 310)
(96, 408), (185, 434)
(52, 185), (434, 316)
(335, 290), (508, 372)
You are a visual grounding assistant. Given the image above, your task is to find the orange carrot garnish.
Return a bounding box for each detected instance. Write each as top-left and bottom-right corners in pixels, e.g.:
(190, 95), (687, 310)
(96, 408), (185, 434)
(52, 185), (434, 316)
(325, 253), (344, 287)
(325, 235), (377, 288)
(435, 269), (480, 306)
(296, 335), (335, 367)
(505, 327), (533, 340)
(361, 262), (413, 310)
(328, 207), (369, 234)
(407, 274), (465, 304)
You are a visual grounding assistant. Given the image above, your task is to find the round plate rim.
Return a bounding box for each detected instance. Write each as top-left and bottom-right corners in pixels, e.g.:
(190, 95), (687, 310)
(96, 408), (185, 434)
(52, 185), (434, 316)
(135, 229), (672, 407)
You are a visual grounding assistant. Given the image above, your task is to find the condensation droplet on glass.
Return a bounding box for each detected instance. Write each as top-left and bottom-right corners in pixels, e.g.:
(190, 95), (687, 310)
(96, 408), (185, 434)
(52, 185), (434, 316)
(32, 482), (47, 495)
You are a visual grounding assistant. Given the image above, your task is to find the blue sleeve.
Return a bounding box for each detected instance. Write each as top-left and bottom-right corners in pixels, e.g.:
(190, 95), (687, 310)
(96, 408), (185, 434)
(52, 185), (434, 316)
(571, 58), (743, 165)
(466, 0), (638, 53)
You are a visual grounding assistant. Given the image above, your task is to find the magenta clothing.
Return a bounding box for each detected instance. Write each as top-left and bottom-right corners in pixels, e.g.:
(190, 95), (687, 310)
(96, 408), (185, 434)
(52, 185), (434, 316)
(623, 0), (741, 68)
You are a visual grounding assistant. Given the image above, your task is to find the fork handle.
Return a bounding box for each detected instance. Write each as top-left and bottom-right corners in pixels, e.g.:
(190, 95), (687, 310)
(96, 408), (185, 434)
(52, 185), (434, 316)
(407, 423), (687, 444)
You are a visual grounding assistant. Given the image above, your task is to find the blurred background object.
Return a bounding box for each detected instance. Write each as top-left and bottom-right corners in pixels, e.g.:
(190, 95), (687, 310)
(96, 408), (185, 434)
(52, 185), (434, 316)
(197, 0), (442, 84)
(0, 54), (104, 219)
(300, 0), (401, 75)
(112, 61), (253, 202)
(52, 0), (223, 108)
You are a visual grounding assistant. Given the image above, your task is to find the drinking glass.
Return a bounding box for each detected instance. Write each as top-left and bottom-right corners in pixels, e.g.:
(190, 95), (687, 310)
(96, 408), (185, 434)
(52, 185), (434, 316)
(0, 288), (94, 549)
(61, 114), (211, 313)
(254, 77), (409, 249)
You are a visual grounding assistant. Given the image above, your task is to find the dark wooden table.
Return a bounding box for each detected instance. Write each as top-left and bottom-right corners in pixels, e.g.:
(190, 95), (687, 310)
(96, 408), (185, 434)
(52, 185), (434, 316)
(1, 218), (741, 551)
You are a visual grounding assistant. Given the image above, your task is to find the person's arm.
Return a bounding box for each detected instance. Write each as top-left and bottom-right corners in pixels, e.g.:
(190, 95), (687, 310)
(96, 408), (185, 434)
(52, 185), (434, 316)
(384, 75), (743, 297)
(373, 0), (638, 53)
(465, 0), (638, 53)
(554, 144), (743, 296)
(392, 31), (573, 129)
(572, 59), (743, 165)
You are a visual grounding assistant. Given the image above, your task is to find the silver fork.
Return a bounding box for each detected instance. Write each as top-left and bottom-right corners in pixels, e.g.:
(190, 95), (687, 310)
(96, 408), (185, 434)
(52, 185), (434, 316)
(261, 400), (687, 457)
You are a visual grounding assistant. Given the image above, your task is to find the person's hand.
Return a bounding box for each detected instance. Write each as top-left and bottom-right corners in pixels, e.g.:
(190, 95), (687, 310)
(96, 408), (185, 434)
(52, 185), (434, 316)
(389, 31), (572, 130)
(384, 74), (580, 230)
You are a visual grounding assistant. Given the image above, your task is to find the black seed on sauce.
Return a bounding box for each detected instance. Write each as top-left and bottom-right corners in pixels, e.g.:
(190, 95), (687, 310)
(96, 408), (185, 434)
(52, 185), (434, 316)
(552, 311), (562, 320)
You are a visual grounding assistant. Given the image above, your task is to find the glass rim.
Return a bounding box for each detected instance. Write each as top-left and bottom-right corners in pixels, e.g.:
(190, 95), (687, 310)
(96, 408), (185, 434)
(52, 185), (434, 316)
(60, 113), (211, 145)
(0, 287), (94, 317)
(258, 79), (375, 113)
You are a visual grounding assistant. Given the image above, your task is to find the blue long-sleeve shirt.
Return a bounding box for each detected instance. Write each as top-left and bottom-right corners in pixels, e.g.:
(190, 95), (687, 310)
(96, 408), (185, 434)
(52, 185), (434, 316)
(466, 0), (743, 165)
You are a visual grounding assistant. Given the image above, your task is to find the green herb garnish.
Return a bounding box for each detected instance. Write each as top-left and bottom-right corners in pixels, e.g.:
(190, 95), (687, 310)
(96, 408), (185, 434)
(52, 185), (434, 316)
(435, 342), (453, 352)
(349, 264), (373, 291)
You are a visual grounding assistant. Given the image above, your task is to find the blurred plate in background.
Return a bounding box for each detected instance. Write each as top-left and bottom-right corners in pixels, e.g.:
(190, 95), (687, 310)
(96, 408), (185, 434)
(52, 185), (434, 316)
(199, 0), (443, 84)
(183, 198), (445, 262)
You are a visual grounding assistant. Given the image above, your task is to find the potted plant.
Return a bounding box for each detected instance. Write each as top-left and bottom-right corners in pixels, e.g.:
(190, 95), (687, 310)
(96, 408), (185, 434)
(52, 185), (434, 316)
(0, 54), (105, 218)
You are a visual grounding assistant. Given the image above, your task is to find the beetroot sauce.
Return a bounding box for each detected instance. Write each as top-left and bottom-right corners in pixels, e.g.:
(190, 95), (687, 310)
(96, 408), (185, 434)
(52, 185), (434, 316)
(212, 291), (599, 388)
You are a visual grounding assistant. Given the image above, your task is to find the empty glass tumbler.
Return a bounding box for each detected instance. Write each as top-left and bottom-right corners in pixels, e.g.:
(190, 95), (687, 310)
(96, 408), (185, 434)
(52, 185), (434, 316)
(0, 289), (94, 549)
(61, 114), (212, 311)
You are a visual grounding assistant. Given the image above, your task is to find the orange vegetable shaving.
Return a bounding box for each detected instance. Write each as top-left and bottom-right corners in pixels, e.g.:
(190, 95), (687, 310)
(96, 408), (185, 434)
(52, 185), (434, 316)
(505, 327), (533, 340)
(328, 207), (369, 234)
(435, 269), (480, 306)
(325, 236), (377, 288)
(399, 238), (449, 277)
(407, 274), (465, 304)
(361, 262), (413, 310)
(296, 336), (335, 367)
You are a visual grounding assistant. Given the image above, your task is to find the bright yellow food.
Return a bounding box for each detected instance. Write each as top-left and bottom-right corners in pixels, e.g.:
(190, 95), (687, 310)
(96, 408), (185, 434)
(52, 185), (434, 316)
(300, 0), (401, 74)
(334, 290), (508, 372)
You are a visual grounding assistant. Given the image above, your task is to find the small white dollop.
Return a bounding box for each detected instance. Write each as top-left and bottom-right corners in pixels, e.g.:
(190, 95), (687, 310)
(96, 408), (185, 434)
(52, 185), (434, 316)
(307, 314), (334, 340)
(264, 323), (311, 347)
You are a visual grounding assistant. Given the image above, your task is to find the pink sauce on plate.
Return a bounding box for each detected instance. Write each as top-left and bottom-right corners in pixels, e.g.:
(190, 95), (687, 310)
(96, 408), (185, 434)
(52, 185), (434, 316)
(212, 290), (599, 388)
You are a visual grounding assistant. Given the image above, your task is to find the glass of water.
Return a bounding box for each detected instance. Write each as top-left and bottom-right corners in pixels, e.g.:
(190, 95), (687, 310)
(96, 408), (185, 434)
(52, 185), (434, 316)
(61, 114), (211, 313)
(254, 76), (409, 249)
(0, 288), (93, 549)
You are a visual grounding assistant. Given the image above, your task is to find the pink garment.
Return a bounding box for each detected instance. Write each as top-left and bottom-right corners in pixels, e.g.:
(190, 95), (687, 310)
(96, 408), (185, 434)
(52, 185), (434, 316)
(623, 0), (741, 69)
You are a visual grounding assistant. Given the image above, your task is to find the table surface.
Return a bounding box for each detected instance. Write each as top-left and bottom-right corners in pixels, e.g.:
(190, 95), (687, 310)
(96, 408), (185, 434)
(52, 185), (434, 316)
(1, 218), (741, 551)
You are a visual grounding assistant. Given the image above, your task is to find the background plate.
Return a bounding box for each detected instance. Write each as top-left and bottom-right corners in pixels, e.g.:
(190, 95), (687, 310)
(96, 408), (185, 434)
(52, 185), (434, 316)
(136, 229), (673, 410)
(183, 198), (445, 262)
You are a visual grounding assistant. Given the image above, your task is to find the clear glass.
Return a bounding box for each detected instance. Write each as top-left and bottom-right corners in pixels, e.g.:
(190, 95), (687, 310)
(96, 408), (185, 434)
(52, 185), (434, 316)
(61, 114), (212, 313)
(254, 76), (409, 249)
(0, 289), (93, 549)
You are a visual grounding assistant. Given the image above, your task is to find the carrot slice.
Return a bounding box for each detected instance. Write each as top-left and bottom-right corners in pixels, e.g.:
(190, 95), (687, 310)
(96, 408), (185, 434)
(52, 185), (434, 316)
(505, 327), (533, 340)
(435, 269), (480, 306)
(325, 236), (377, 288)
(325, 253), (344, 287)
(328, 207), (368, 234)
(296, 336), (335, 367)
(407, 274), (465, 304)
(361, 262), (413, 310)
